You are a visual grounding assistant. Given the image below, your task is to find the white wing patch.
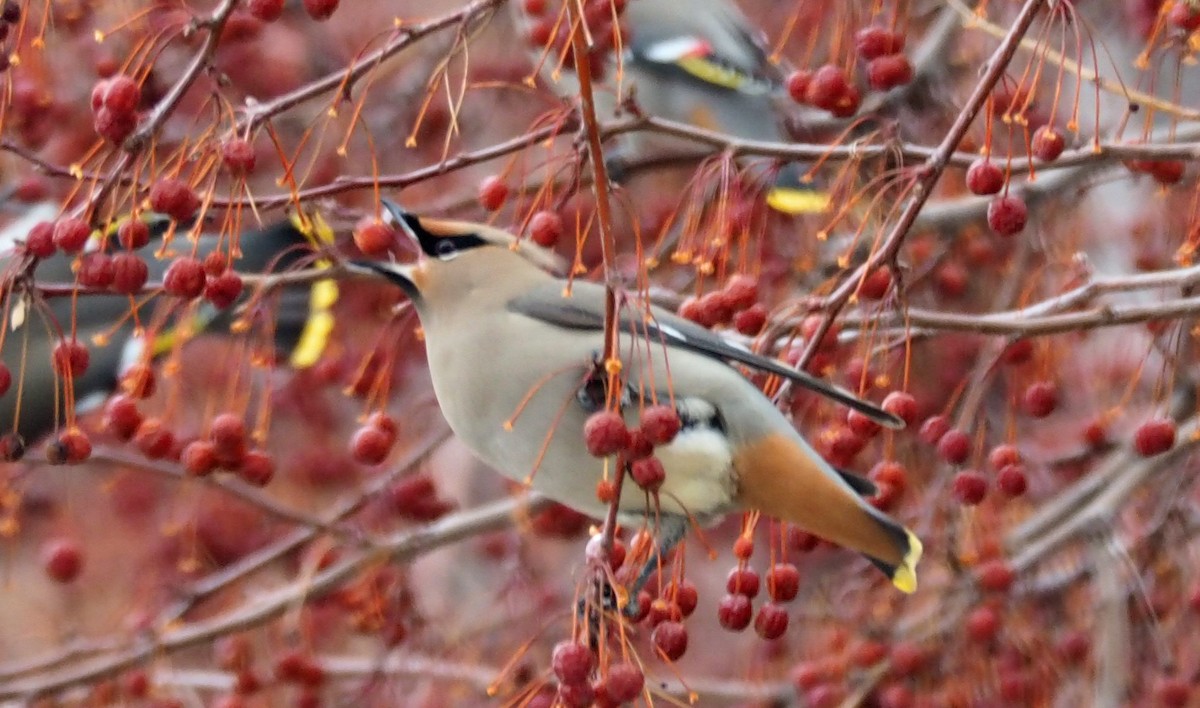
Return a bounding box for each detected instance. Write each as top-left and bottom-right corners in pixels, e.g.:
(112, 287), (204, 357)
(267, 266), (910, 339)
(641, 36), (710, 64)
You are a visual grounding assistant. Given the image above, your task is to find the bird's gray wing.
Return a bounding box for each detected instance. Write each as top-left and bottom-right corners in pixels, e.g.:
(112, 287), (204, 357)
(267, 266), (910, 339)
(507, 281), (902, 428)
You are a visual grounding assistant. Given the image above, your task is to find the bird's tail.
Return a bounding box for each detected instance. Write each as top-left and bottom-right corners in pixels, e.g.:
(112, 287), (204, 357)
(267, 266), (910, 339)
(734, 432), (922, 592)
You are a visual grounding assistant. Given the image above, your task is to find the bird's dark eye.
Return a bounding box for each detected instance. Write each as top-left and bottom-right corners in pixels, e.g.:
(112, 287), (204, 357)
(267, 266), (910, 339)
(435, 239), (458, 259)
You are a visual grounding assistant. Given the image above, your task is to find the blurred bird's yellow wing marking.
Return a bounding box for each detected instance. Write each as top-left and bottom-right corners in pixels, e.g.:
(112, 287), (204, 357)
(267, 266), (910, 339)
(288, 210), (338, 368)
(765, 187), (832, 215)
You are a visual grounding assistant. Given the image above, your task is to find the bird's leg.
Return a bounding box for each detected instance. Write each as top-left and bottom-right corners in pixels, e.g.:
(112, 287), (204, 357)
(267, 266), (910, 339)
(622, 513), (690, 618)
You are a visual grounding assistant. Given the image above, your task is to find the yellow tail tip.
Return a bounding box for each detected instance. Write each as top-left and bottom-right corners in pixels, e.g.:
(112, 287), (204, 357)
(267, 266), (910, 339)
(765, 187), (832, 215)
(892, 530), (923, 594)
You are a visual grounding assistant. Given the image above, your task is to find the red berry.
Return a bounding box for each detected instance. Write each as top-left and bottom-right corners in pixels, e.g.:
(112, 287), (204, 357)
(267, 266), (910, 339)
(732, 535), (754, 560)
(239, 450), (275, 486)
(204, 271), (243, 309)
(1170, 1), (1200, 31)
(889, 641), (927, 675)
(103, 395), (142, 441)
(640, 405), (680, 445)
(866, 54), (913, 91)
(857, 267), (892, 300)
(583, 411), (629, 457)
(25, 221), (56, 258)
(350, 424), (393, 465)
(1021, 380), (1059, 417)
(733, 303), (768, 335)
(717, 593), (752, 631)
(102, 75), (140, 115)
(785, 69), (812, 103)
(996, 464), (1028, 496)
(353, 220), (398, 257)
(53, 217), (90, 254)
(182, 440), (219, 476)
(870, 460), (907, 493)
(726, 567), (760, 597)
(1002, 338), (1033, 364)
(163, 257), (207, 298)
(918, 414), (949, 445)
(221, 138), (256, 175)
(149, 178), (201, 222)
(965, 605), (999, 642)
(1134, 418), (1175, 456)
(117, 220), (151, 250)
(882, 391), (917, 426)
(529, 210), (564, 247)
(987, 195), (1027, 236)
(952, 470), (988, 505)
(722, 274), (759, 310)
(42, 538), (84, 582)
(248, 0), (284, 21)
(478, 175), (509, 211)
(766, 562), (801, 602)
(209, 413), (247, 452)
(805, 64), (852, 111)
(878, 683), (914, 708)
(110, 253), (149, 294)
(558, 681), (594, 708)
(846, 410), (881, 438)
(122, 363), (156, 399)
(855, 26), (905, 60)
(663, 579), (698, 617)
(604, 662), (644, 703)
(135, 418), (175, 460)
(0, 363), (9, 398)
(652, 621), (688, 661)
(52, 339), (90, 378)
(966, 158), (1005, 195)
(851, 639), (888, 667)
(1147, 160), (1186, 185)
(696, 291), (734, 326)
(1031, 125), (1065, 161)
(77, 252), (114, 288)
(94, 107), (137, 144)
(1055, 630), (1090, 664)
(936, 428), (970, 464)
(976, 558), (1016, 592)
(303, 0), (339, 20)
(1154, 676), (1190, 708)
(57, 429), (92, 463)
(754, 602), (789, 639)
(274, 652), (325, 686)
(987, 444), (1021, 471)
(551, 641), (595, 685)
(934, 260), (968, 298)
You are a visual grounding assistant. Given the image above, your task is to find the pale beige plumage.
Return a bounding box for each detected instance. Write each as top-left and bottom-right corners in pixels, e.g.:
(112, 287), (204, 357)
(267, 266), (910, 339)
(355, 204), (921, 592)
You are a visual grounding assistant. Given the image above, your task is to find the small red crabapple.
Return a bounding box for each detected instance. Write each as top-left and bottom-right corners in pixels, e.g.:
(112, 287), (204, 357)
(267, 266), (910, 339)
(353, 219), (398, 257)
(866, 54), (913, 91)
(163, 257), (207, 299)
(42, 538), (84, 583)
(855, 26), (905, 59)
(182, 440), (219, 476)
(717, 593), (752, 631)
(528, 210), (564, 248)
(111, 253), (149, 294)
(785, 69), (812, 103)
(987, 195), (1028, 236)
(478, 175), (509, 211)
(221, 138), (256, 175)
(754, 602), (789, 639)
(52, 339), (90, 378)
(966, 158), (1005, 195)
(652, 621), (688, 660)
(734, 303), (768, 335)
(1031, 125), (1065, 161)
(117, 220), (151, 250)
(583, 411), (629, 457)
(1134, 418), (1175, 456)
(1021, 380), (1059, 417)
(952, 470), (988, 505)
(882, 391), (917, 426)
(25, 221), (56, 258)
(726, 566), (760, 597)
(52, 217), (90, 254)
(936, 428), (970, 464)
(551, 641), (595, 685)
(149, 178), (201, 222)
(640, 405), (680, 445)
(630, 456), (665, 491)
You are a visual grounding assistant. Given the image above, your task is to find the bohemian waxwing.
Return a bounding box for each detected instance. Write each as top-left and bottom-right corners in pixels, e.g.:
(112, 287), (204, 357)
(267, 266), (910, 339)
(0, 208), (338, 447)
(513, 0), (830, 214)
(352, 202), (922, 595)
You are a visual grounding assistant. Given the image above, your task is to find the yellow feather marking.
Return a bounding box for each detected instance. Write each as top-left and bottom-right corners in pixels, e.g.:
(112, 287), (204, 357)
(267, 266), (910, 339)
(677, 56), (749, 90)
(286, 211), (339, 368)
(766, 187), (832, 215)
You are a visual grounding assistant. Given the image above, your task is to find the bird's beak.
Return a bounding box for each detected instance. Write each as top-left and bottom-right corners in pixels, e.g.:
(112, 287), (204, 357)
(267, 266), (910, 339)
(345, 260), (422, 300)
(381, 199), (423, 247)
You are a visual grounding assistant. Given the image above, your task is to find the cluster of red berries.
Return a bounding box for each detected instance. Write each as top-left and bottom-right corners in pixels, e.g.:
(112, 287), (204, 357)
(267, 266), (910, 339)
(678, 274), (765, 334)
(389, 472), (457, 522)
(350, 412), (399, 465)
(785, 26), (913, 118)
(717, 554), (803, 641)
(540, 638), (643, 707)
(247, 0), (338, 21)
(583, 403), (681, 493)
(1125, 157), (1187, 185)
(521, 0), (629, 83)
(91, 74), (141, 145)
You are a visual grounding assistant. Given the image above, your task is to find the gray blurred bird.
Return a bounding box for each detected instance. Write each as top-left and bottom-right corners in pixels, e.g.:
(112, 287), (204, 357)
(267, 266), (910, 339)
(352, 202), (921, 595)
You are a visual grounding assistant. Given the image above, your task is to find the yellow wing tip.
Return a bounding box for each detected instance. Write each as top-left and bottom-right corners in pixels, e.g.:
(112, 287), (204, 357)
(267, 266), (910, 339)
(892, 530), (924, 594)
(765, 187), (832, 215)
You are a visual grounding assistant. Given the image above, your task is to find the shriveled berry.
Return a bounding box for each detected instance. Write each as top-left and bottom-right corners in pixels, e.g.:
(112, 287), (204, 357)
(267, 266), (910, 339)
(866, 54), (913, 91)
(238, 450), (275, 486)
(149, 178), (201, 222)
(734, 303), (768, 335)
(529, 210), (564, 248)
(164, 257), (207, 298)
(652, 621), (688, 661)
(604, 662), (644, 702)
(966, 158), (1005, 195)
(43, 538), (83, 583)
(727, 566), (760, 597)
(640, 405), (680, 445)
(996, 464), (1028, 496)
(117, 220), (151, 250)
(551, 641), (595, 685)
(53, 217), (90, 254)
(583, 410), (630, 457)
(182, 440), (219, 476)
(204, 271), (243, 309)
(1022, 380), (1059, 417)
(882, 391), (917, 426)
(767, 562), (801, 602)
(1134, 418), (1175, 456)
(855, 26), (905, 59)
(1031, 125), (1065, 161)
(52, 339), (90, 378)
(478, 175), (509, 211)
(987, 195), (1027, 236)
(952, 470), (988, 505)
(754, 602), (789, 639)
(936, 428), (970, 464)
(717, 593), (752, 631)
(110, 253), (149, 294)
(221, 138), (256, 174)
